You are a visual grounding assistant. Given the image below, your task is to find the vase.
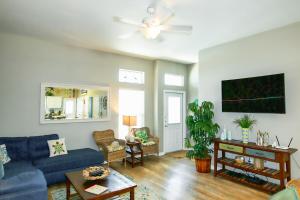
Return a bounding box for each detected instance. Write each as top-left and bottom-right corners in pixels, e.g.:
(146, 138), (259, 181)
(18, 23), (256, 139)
(195, 157), (211, 173)
(242, 128), (250, 144)
(0, 161), (4, 179)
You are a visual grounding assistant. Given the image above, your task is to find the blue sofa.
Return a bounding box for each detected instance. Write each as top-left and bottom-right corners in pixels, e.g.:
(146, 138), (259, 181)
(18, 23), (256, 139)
(0, 134), (105, 200)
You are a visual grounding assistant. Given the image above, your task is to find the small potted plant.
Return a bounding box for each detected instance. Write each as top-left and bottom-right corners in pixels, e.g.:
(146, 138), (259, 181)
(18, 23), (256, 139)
(185, 100), (220, 173)
(233, 114), (256, 144)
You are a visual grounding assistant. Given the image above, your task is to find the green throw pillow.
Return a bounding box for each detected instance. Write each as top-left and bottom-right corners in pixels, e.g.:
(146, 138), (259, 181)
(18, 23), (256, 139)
(135, 130), (148, 143)
(270, 187), (299, 200)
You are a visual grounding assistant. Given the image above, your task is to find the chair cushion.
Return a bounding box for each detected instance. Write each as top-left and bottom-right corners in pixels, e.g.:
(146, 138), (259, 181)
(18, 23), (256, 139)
(0, 137), (28, 161)
(3, 161), (36, 179)
(28, 134), (59, 160)
(135, 130), (148, 143)
(33, 148), (104, 174)
(142, 141), (156, 146)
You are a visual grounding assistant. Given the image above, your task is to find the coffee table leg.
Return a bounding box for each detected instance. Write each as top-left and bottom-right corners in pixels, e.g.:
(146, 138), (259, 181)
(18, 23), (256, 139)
(66, 179), (71, 200)
(130, 188), (135, 200)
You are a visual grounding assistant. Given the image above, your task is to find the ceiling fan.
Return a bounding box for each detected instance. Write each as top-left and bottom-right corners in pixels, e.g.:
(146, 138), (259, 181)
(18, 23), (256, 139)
(113, 1), (192, 41)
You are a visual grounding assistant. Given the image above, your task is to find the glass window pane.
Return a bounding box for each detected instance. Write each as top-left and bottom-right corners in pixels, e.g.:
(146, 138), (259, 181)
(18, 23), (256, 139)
(168, 96), (181, 124)
(119, 89), (145, 139)
(119, 69), (145, 84)
(164, 74), (184, 86)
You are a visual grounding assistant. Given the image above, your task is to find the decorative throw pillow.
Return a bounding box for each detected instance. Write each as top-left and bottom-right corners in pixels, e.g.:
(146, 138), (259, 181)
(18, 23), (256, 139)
(0, 144), (11, 164)
(135, 130), (148, 143)
(47, 138), (68, 157)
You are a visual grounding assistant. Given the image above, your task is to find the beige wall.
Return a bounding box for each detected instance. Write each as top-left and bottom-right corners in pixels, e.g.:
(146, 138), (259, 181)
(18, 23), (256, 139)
(154, 60), (188, 152)
(197, 22), (300, 178)
(0, 32), (155, 150)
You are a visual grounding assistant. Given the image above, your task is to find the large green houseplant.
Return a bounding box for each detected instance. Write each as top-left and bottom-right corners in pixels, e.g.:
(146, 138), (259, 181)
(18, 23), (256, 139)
(185, 100), (220, 173)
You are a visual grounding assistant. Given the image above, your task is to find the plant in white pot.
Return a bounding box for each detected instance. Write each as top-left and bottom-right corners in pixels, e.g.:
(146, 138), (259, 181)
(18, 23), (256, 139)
(185, 100), (220, 173)
(233, 114), (256, 144)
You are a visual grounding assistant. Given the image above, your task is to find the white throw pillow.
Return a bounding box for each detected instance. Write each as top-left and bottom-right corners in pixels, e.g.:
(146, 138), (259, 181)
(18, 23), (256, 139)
(47, 138), (68, 157)
(0, 144), (11, 164)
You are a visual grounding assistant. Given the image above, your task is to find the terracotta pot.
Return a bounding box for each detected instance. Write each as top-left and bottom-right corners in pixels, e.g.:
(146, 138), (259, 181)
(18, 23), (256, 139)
(195, 157), (211, 173)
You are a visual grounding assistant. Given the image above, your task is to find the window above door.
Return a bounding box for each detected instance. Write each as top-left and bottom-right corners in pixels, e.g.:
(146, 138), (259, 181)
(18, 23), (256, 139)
(164, 73), (184, 87)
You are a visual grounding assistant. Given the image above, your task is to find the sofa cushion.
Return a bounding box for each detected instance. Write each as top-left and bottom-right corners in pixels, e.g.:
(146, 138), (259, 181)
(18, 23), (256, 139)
(28, 134), (59, 160)
(0, 137), (28, 161)
(4, 161), (36, 179)
(0, 169), (46, 196)
(33, 148), (104, 174)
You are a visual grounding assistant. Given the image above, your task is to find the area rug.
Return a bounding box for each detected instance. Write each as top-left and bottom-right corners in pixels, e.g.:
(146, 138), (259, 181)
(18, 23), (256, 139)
(51, 183), (164, 200)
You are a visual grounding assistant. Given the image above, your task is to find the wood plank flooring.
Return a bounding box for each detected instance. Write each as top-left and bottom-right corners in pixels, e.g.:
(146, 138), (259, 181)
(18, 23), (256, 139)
(48, 151), (270, 200)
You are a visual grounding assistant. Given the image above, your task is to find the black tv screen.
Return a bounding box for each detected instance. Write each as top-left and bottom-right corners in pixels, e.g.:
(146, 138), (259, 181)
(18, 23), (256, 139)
(222, 73), (285, 113)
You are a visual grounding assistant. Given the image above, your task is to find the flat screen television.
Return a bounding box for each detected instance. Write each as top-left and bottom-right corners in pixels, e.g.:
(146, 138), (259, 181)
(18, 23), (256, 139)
(222, 73), (285, 113)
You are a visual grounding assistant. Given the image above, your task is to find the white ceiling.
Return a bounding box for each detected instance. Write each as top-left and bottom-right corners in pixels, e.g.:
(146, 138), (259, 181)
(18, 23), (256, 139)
(0, 0), (300, 64)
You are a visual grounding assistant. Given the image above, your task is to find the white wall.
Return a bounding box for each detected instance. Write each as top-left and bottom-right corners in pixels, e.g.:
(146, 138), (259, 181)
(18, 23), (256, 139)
(187, 63), (199, 103)
(0, 32), (154, 150)
(198, 22), (300, 178)
(154, 60), (188, 151)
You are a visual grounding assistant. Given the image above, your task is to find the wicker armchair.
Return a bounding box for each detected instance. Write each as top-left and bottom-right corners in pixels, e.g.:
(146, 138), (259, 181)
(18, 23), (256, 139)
(93, 129), (126, 167)
(131, 127), (159, 156)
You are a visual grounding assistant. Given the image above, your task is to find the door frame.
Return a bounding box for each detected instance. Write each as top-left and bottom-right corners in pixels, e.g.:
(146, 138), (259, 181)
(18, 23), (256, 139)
(163, 90), (186, 153)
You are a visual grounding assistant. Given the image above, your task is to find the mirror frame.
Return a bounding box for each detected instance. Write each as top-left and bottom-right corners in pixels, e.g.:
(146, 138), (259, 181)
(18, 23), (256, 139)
(40, 82), (111, 124)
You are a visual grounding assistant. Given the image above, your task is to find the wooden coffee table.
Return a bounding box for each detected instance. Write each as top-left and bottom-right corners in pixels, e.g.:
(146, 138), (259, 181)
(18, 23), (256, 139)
(65, 168), (137, 200)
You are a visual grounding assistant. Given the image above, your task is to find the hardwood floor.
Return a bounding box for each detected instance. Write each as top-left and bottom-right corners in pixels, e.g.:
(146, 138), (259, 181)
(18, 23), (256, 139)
(48, 151), (270, 200)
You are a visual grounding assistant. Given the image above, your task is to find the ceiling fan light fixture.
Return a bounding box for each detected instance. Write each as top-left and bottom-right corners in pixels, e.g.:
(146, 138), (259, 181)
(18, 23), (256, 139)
(142, 26), (161, 39)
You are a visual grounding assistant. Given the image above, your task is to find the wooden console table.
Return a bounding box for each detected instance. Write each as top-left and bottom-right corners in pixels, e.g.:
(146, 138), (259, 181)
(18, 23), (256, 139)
(214, 138), (297, 193)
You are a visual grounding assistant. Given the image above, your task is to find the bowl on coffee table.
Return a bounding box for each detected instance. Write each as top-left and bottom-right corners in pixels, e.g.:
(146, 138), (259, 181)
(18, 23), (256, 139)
(82, 166), (110, 181)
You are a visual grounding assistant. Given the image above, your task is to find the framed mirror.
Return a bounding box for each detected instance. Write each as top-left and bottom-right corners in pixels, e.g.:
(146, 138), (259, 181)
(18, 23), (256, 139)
(40, 83), (110, 123)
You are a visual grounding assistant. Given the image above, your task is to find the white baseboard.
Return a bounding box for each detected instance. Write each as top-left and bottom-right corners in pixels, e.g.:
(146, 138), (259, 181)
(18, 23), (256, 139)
(159, 152), (165, 156)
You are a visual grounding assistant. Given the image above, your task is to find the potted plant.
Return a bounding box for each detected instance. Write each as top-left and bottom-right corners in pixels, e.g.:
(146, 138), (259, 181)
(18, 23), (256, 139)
(185, 100), (220, 173)
(233, 114), (256, 144)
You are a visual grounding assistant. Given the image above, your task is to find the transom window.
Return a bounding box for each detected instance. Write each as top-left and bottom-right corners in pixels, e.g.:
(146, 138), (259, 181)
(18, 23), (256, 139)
(164, 74), (184, 87)
(119, 69), (145, 84)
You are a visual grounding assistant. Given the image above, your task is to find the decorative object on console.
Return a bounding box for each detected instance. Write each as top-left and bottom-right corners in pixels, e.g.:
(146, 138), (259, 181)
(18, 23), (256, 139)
(254, 158), (264, 170)
(235, 156), (245, 164)
(185, 99), (220, 173)
(233, 114), (256, 144)
(123, 115), (137, 142)
(82, 166), (110, 181)
(227, 130), (232, 140)
(220, 127), (227, 140)
(257, 130), (269, 146)
(0, 144), (11, 164)
(48, 138), (68, 157)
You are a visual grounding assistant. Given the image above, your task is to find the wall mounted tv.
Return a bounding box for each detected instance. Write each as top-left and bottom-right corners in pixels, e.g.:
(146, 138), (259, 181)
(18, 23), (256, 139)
(222, 73), (285, 114)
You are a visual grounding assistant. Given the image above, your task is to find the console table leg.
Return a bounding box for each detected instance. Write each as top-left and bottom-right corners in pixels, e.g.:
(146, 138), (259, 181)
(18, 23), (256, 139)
(286, 159), (291, 182)
(214, 142), (218, 176)
(279, 158), (285, 189)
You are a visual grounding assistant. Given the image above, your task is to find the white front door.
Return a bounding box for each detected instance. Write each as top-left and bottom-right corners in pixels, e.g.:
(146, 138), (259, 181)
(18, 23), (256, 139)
(164, 91), (185, 153)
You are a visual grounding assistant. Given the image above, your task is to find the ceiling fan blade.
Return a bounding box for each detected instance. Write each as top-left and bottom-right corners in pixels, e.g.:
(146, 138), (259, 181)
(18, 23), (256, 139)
(113, 16), (145, 27)
(159, 12), (175, 25)
(118, 30), (140, 39)
(161, 25), (193, 33)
